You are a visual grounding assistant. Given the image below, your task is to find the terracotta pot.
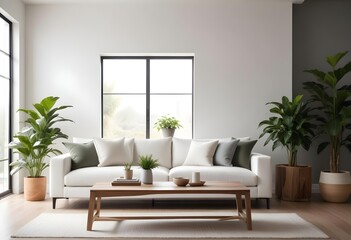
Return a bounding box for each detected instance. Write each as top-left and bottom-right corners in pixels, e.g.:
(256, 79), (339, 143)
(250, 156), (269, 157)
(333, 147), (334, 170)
(319, 171), (351, 203)
(24, 176), (47, 201)
(275, 164), (312, 201)
(124, 169), (133, 180)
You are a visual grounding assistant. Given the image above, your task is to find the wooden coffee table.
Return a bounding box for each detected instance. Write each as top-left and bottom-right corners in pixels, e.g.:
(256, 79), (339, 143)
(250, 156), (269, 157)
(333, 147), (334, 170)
(87, 181), (252, 231)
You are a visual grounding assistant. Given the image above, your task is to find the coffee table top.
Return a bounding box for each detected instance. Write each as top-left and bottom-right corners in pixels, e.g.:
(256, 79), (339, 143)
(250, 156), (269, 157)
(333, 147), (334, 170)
(91, 181), (249, 195)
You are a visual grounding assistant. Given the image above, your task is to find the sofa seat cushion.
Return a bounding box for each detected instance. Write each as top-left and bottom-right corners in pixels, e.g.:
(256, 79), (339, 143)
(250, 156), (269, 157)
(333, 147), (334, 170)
(169, 166), (257, 187)
(64, 166), (169, 187)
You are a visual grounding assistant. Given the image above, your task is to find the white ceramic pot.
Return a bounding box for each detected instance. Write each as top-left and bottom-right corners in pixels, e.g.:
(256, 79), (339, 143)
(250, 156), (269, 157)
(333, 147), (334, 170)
(141, 169), (153, 184)
(161, 128), (175, 138)
(319, 171), (351, 203)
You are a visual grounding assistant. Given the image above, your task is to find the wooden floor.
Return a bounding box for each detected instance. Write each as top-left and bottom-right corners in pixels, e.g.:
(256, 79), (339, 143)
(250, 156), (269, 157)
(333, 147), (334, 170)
(0, 193), (350, 240)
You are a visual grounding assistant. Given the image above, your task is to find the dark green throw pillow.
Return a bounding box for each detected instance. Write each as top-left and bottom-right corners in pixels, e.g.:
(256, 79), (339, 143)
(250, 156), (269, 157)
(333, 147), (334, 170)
(213, 139), (240, 166)
(63, 141), (99, 170)
(232, 139), (257, 169)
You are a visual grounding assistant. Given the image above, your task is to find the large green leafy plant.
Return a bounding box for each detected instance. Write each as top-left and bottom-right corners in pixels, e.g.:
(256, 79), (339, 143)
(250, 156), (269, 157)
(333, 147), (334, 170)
(303, 51), (351, 173)
(259, 95), (315, 166)
(9, 96), (73, 177)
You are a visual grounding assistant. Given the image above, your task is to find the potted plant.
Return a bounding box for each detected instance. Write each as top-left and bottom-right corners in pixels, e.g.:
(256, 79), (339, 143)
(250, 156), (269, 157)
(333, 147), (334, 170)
(154, 115), (182, 137)
(139, 154), (159, 184)
(124, 162), (133, 180)
(9, 96), (73, 201)
(259, 95), (316, 201)
(303, 51), (351, 202)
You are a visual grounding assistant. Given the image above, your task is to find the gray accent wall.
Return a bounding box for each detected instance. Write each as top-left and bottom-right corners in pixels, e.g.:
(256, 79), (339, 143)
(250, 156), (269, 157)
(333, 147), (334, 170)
(293, 0), (351, 183)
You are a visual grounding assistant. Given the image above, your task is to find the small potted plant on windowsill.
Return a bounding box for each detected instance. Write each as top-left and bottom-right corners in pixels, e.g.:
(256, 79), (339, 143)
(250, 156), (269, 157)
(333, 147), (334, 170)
(139, 154), (159, 184)
(154, 115), (182, 137)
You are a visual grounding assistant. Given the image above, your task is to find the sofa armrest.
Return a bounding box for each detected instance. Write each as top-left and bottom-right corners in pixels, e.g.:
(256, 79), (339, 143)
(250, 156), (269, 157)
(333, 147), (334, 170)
(251, 153), (272, 198)
(49, 153), (71, 198)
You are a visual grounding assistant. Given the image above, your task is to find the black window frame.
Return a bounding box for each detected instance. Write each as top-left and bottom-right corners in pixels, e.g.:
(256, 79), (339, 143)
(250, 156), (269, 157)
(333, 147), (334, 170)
(100, 56), (194, 139)
(0, 12), (13, 198)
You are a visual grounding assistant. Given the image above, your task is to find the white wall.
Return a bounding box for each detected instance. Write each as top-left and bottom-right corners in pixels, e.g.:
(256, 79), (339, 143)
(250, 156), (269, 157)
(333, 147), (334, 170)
(0, 0), (26, 193)
(25, 0), (293, 177)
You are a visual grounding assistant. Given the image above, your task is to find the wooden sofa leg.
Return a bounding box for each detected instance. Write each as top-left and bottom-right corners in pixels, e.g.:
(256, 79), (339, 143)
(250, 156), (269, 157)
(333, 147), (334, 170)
(53, 198), (57, 209)
(266, 198), (270, 209)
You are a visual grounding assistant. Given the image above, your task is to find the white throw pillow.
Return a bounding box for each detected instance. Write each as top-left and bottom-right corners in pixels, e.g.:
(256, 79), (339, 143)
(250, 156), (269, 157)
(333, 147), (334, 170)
(94, 137), (130, 167)
(182, 140), (219, 166)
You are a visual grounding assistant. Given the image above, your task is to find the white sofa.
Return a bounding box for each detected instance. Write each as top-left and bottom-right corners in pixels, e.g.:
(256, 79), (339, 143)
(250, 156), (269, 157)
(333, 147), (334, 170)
(50, 137), (272, 209)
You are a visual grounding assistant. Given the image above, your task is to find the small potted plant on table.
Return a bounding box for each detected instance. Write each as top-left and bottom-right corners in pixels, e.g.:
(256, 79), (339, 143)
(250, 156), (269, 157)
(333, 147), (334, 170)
(139, 154), (159, 184)
(124, 163), (133, 180)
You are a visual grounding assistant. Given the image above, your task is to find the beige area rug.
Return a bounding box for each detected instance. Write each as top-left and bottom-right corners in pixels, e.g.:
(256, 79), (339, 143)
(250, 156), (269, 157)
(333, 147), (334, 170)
(12, 211), (328, 239)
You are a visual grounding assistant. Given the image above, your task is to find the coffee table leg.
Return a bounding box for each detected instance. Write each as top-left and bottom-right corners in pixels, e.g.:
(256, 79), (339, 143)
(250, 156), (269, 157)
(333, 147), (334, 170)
(236, 193), (243, 214)
(244, 192), (252, 230)
(96, 197), (101, 217)
(87, 192), (96, 231)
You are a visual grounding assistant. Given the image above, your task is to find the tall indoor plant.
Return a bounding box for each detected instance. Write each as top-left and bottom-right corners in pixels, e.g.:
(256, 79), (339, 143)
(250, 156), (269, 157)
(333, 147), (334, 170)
(303, 51), (351, 202)
(9, 96), (73, 200)
(259, 95), (316, 201)
(154, 115), (182, 137)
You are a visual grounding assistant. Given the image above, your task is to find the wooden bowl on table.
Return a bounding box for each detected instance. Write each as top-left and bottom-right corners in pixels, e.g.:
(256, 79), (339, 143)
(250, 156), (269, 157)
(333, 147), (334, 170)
(173, 177), (189, 187)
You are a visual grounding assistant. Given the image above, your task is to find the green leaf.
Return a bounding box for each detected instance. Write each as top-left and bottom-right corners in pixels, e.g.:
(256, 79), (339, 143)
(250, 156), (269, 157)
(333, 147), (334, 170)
(334, 62), (351, 81)
(18, 109), (40, 120)
(323, 72), (337, 88)
(304, 69), (326, 81)
(40, 96), (59, 112)
(327, 51), (348, 68)
(33, 103), (46, 117)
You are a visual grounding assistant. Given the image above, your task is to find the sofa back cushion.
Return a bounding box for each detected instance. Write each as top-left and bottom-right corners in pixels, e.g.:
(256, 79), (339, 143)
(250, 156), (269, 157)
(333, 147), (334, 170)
(172, 138), (192, 167)
(63, 141), (99, 170)
(94, 137), (130, 167)
(182, 140), (219, 166)
(133, 138), (172, 168)
(232, 138), (257, 169)
(213, 139), (240, 166)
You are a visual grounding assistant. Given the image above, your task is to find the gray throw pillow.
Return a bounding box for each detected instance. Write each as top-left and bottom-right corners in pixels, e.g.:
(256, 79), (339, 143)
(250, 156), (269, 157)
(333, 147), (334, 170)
(213, 139), (240, 166)
(63, 141), (99, 170)
(232, 139), (257, 169)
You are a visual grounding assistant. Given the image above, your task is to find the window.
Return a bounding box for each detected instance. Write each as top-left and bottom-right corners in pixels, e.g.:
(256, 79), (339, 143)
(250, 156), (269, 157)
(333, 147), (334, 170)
(0, 13), (12, 196)
(101, 56), (193, 139)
